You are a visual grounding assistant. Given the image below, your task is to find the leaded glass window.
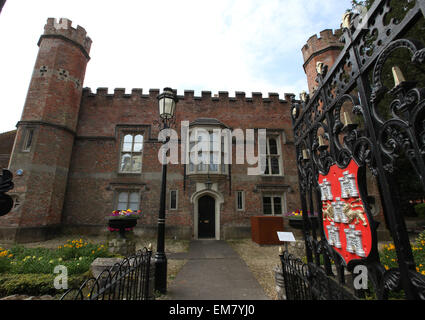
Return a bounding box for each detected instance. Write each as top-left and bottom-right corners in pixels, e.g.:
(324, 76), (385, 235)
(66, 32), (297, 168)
(120, 134), (143, 173)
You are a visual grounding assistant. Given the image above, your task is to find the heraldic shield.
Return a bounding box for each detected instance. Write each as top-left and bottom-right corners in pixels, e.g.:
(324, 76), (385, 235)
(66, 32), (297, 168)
(318, 160), (372, 266)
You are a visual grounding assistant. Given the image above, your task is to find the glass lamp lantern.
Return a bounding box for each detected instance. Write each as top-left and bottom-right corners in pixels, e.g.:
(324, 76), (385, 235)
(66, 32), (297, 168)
(157, 87), (178, 120)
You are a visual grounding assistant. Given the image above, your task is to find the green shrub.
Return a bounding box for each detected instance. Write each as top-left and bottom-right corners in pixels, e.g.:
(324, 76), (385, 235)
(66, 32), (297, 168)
(0, 258), (10, 273)
(414, 203), (425, 218)
(0, 272), (89, 297)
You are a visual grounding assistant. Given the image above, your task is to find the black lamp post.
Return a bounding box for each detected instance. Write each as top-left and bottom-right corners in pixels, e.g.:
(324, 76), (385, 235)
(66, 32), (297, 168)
(154, 87), (178, 294)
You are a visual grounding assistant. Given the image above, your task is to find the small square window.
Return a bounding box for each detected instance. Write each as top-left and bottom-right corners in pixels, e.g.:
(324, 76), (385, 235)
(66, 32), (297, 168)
(263, 194), (286, 216)
(116, 191), (140, 211)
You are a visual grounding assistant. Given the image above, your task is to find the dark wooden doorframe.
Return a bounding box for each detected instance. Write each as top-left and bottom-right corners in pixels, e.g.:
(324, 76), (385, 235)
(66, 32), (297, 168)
(198, 195), (215, 238)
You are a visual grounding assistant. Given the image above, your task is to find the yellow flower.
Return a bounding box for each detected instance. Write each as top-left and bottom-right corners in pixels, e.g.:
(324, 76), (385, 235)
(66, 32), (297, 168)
(384, 265), (389, 270)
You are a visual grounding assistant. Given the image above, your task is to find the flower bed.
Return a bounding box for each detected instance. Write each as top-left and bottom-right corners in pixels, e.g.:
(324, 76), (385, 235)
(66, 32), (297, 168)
(0, 238), (116, 298)
(380, 235), (425, 276)
(0, 239), (113, 275)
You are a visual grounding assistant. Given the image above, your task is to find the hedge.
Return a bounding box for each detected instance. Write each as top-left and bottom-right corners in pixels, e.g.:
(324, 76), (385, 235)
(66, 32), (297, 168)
(0, 272), (90, 298)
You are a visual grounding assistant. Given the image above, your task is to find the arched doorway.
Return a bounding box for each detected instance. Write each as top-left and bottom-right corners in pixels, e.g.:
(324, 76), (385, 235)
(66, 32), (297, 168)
(198, 195), (215, 238)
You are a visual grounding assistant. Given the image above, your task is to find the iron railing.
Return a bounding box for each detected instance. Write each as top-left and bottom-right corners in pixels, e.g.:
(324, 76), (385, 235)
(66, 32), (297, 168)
(279, 251), (312, 300)
(290, 0), (425, 300)
(279, 251), (358, 300)
(60, 247), (153, 300)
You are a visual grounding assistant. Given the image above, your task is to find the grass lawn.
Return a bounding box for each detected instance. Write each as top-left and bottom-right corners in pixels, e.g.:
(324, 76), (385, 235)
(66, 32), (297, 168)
(0, 235), (190, 299)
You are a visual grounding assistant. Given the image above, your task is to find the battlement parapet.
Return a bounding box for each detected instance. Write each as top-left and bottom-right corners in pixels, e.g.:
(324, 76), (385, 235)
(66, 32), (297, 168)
(82, 88), (290, 104)
(40, 18), (92, 57)
(301, 28), (343, 63)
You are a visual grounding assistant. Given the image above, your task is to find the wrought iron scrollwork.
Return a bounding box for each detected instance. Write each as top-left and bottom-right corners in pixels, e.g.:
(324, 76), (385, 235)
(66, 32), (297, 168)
(290, 0), (425, 300)
(408, 270), (425, 300)
(383, 268), (402, 293)
(0, 169), (14, 216)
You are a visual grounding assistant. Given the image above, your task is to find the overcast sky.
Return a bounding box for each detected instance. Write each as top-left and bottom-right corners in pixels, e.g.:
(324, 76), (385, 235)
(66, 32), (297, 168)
(0, 0), (352, 133)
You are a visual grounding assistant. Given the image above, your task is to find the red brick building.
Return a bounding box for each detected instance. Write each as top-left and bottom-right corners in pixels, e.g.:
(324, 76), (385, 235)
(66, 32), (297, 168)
(0, 18), (304, 242)
(0, 17), (388, 243)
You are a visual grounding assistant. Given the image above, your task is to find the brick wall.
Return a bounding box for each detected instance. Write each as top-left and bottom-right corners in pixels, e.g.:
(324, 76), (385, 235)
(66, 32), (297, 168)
(62, 89), (301, 239)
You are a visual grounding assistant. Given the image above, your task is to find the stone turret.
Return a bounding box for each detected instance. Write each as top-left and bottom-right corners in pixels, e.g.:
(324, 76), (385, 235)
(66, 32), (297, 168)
(2, 18), (91, 242)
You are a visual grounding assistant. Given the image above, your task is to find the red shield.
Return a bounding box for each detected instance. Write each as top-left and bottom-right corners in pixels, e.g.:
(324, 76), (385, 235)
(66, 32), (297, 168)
(318, 160), (372, 265)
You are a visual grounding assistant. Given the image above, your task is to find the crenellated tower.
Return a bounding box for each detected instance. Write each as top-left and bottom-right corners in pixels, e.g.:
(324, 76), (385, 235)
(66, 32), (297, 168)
(301, 29), (344, 94)
(2, 18), (91, 242)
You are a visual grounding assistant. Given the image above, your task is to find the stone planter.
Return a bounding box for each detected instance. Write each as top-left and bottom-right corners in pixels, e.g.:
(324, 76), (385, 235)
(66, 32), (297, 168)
(107, 218), (138, 238)
(106, 217), (138, 256)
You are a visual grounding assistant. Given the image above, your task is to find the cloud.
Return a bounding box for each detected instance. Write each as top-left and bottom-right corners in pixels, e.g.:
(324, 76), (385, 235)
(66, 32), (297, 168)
(0, 0), (352, 133)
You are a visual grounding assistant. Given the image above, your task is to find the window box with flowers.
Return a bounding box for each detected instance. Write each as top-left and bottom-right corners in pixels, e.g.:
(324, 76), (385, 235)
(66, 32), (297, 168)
(106, 209), (142, 238)
(284, 210), (319, 230)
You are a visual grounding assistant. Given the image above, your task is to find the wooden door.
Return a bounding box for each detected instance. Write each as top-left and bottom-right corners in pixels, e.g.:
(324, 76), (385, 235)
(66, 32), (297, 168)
(198, 195), (215, 238)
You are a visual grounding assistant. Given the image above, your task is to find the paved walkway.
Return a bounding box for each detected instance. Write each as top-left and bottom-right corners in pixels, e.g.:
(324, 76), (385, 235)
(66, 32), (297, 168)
(164, 240), (269, 300)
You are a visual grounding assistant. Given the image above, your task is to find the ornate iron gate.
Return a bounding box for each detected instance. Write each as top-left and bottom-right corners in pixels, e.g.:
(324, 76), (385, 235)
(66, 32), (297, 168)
(289, 0), (425, 300)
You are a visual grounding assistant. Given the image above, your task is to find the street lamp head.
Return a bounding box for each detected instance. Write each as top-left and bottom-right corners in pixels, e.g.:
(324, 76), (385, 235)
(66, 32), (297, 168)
(157, 87), (178, 120)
